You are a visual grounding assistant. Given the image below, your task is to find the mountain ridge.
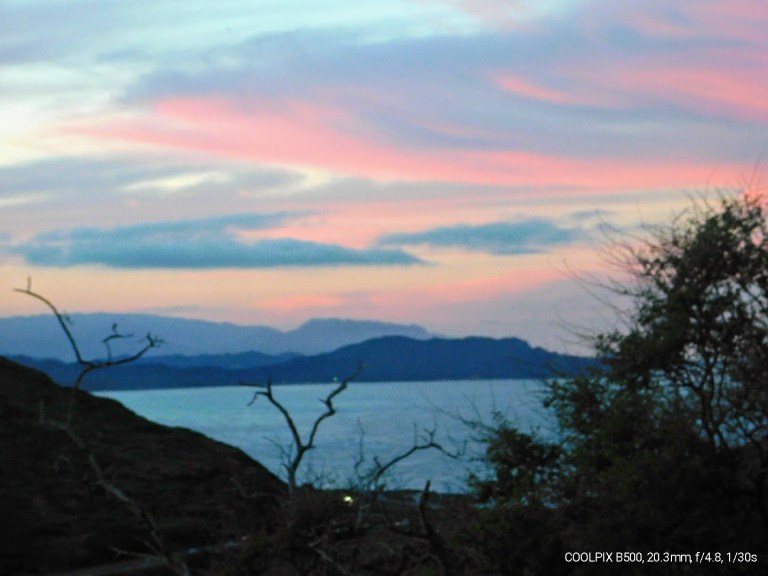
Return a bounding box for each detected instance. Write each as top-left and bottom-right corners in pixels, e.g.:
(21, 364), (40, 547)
(0, 313), (433, 359)
(11, 335), (598, 391)
(241, 335), (597, 384)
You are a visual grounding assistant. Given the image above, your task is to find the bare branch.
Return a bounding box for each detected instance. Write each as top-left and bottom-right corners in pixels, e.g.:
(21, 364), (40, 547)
(14, 284), (89, 366)
(243, 364), (363, 496)
(365, 423), (462, 492)
(15, 282), (162, 424)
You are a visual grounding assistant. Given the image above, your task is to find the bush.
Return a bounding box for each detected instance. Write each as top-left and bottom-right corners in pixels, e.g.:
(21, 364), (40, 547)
(474, 193), (768, 573)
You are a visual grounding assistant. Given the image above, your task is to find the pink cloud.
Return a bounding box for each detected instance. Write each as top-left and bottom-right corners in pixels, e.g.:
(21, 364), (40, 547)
(446, 0), (767, 43)
(446, 0), (535, 30)
(70, 96), (749, 191)
(616, 65), (768, 124)
(627, 0), (767, 44)
(424, 268), (563, 303)
(480, 0), (768, 129)
(364, 266), (565, 313)
(76, 97), (458, 182)
(493, 73), (584, 106)
(493, 69), (632, 112)
(247, 265), (569, 328)
(553, 48), (768, 126)
(260, 293), (347, 312)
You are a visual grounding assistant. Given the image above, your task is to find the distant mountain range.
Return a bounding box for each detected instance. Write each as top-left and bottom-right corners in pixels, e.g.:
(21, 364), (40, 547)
(10, 335), (598, 391)
(0, 314), (433, 360)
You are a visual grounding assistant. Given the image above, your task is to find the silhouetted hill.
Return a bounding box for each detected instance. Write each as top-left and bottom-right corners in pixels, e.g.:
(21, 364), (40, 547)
(13, 336), (598, 390)
(285, 318), (431, 354)
(0, 314), (432, 359)
(10, 355), (243, 390)
(242, 336), (598, 383)
(0, 356), (284, 573)
(127, 350), (302, 369)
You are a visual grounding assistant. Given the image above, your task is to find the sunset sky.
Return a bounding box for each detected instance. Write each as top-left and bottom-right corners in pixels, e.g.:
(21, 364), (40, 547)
(2, 0), (766, 352)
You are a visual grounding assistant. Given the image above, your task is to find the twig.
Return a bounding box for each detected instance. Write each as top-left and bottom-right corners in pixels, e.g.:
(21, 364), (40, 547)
(243, 365), (363, 496)
(15, 282), (162, 424)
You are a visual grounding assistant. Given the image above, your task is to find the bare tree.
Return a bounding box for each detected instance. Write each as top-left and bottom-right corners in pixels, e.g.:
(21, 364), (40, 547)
(353, 419), (463, 495)
(241, 367), (473, 574)
(13, 283), (189, 574)
(243, 365), (363, 498)
(15, 280), (162, 424)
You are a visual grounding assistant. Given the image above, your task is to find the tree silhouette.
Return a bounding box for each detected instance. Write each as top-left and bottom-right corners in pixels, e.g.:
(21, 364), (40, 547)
(472, 193), (768, 574)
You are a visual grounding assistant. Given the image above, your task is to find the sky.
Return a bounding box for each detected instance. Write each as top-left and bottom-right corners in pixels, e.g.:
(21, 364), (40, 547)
(1, 0), (766, 352)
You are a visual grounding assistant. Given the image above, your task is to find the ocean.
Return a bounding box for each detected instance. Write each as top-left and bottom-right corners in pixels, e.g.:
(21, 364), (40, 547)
(98, 379), (553, 493)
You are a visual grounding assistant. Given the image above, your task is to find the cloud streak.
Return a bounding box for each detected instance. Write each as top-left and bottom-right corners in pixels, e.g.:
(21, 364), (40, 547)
(3, 0), (767, 345)
(74, 95), (752, 190)
(380, 219), (585, 255)
(0, 157), (299, 202)
(14, 213), (423, 269)
(64, 1), (765, 190)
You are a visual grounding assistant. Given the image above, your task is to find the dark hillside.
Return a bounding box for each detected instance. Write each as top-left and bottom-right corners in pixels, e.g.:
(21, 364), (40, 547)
(12, 336), (598, 391)
(0, 357), (285, 574)
(242, 336), (598, 384)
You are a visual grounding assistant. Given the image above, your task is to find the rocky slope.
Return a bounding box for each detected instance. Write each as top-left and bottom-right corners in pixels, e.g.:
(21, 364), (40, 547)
(0, 357), (285, 574)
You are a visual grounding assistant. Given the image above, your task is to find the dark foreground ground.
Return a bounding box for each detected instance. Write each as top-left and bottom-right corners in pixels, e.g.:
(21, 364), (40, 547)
(0, 358), (477, 576)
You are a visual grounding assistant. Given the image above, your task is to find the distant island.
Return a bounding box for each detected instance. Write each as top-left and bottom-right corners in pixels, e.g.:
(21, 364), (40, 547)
(11, 335), (597, 391)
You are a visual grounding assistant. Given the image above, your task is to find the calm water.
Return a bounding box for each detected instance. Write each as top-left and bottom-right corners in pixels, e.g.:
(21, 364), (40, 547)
(98, 380), (553, 493)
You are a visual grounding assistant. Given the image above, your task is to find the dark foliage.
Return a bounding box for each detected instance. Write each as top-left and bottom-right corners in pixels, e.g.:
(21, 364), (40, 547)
(472, 194), (768, 574)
